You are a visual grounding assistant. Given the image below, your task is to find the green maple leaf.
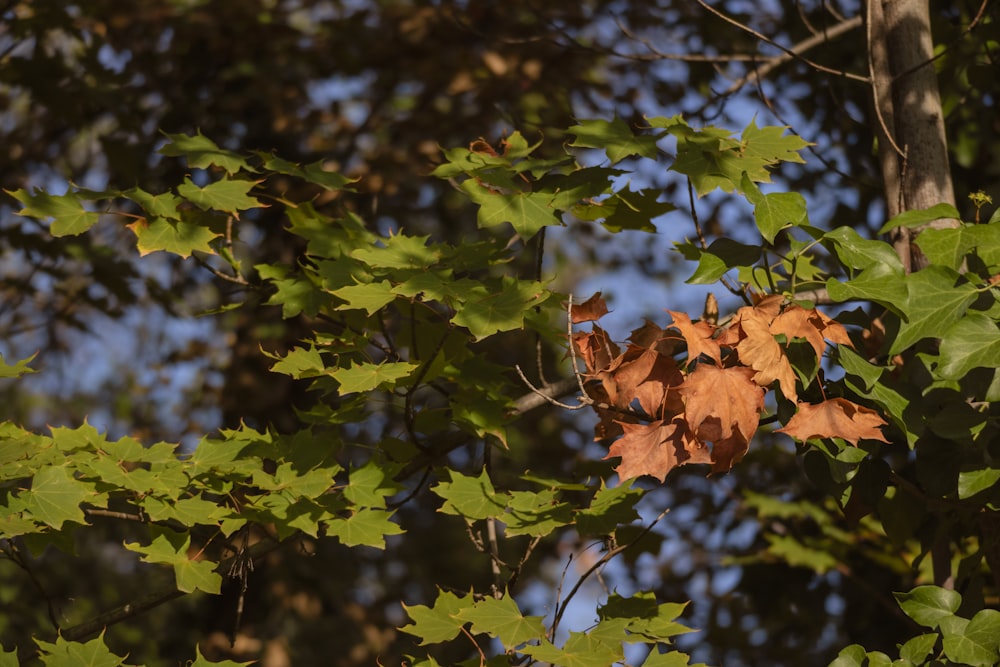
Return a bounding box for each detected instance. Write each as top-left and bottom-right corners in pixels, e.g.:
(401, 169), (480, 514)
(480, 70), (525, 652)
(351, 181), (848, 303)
(502, 490), (573, 537)
(600, 189), (676, 233)
(520, 633), (623, 667)
(256, 152), (354, 191)
(256, 263), (331, 318)
(7, 189), (101, 236)
(461, 180), (560, 240)
(740, 120), (809, 166)
(451, 277), (549, 340)
(568, 117), (660, 164)
(34, 632), (128, 667)
(24, 466), (92, 529)
(331, 280), (397, 314)
(330, 361), (418, 393)
(159, 131), (252, 174)
(433, 469), (507, 521)
(576, 482), (641, 536)
(0, 353), (36, 378)
(177, 177), (262, 215)
(455, 595), (546, 646)
(343, 461), (400, 509)
(124, 187), (183, 219)
(269, 346), (326, 378)
(351, 233), (442, 269)
(127, 216), (221, 258)
(326, 509), (404, 548)
(401, 590), (473, 645)
(124, 527), (222, 594)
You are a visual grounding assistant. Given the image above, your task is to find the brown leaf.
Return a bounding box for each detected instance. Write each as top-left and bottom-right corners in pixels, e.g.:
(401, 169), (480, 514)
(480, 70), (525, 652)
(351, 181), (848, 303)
(571, 326), (620, 373)
(569, 292), (609, 323)
(709, 433), (750, 474)
(777, 398), (889, 445)
(679, 365), (764, 443)
(666, 310), (721, 366)
(732, 309), (798, 402)
(586, 383), (628, 441)
(605, 419), (710, 482)
(633, 352), (685, 418)
(770, 304), (852, 362)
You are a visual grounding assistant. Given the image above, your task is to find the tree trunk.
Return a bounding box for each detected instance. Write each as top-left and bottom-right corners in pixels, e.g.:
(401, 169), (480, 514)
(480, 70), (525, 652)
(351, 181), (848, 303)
(870, 0), (958, 272)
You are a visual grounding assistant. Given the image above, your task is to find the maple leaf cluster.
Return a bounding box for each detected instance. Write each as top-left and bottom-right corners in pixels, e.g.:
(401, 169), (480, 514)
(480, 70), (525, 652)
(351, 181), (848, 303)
(569, 293), (888, 482)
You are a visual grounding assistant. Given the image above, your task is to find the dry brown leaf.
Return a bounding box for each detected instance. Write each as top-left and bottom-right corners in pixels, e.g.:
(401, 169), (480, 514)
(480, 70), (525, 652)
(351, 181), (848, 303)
(777, 398), (889, 445)
(732, 309), (798, 402)
(710, 434), (751, 474)
(666, 310), (721, 366)
(569, 292), (609, 323)
(571, 326), (620, 373)
(771, 304), (852, 362)
(606, 419), (710, 482)
(679, 365), (764, 444)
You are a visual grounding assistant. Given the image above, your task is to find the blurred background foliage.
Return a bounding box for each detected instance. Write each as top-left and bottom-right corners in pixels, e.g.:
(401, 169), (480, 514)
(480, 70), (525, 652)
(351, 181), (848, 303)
(0, 1), (997, 665)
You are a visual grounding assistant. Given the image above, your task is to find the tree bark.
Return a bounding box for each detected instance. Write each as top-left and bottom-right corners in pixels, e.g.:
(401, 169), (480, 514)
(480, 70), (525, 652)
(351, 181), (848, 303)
(870, 0), (958, 272)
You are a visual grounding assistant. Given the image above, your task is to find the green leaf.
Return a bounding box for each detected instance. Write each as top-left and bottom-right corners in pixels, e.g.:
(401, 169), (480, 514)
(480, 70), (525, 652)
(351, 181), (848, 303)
(915, 227), (968, 270)
(641, 651), (706, 667)
(326, 508), (404, 548)
(268, 346), (326, 378)
(127, 216), (221, 258)
(433, 469), (507, 521)
(937, 313), (1000, 379)
(0, 353), (37, 378)
(451, 277), (548, 340)
(822, 227), (904, 272)
(878, 203), (961, 234)
(331, 280), (398, 314)
(455, 595), (546, 646)
(190, 645), (254, 666)
(502, 490), (573, 537)
(829, 644), (866, 667)
(678, 238), (761, 284)
(343, 461), (400, 509)
(600, 189), (676, 233)
(124, 527), (222, 594)
(123, 187), (183, 220)
(330, 361), (418, 393)
(177, 177), (261, 215)
(889, 267), (978, 355)
(899, 633), (940, 663)
(942, 609), (1000, 666)
(401, 590), (473, 645)
(568, 117), (659, 164)
(7, 189), (101, 236)
(741, 174), (807, 243)
(825, 264), (908, 315)
(24, 465), (92, 529)
(895, 586), (961, 628)
(34, 632), (127, 667)
(576, 482), (641, 536)
(740, 120), (809, 166)
(520, 633), (623, 667)
(256, 263), (331, 318)
(351, 234), (442, 269)
(256, 152), (354, 190)
(159, 131), (252, 174)
(461, 180), (560, 240)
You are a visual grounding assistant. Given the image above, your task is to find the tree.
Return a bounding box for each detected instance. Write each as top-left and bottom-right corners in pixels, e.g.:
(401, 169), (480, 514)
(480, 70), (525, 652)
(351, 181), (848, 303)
(1, 1), (999, 665)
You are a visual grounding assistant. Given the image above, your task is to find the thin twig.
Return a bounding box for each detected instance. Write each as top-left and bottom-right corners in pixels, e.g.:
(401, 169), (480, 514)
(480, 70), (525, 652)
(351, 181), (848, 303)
(550, 508), (671, 638)
(695, 0), (868, 83)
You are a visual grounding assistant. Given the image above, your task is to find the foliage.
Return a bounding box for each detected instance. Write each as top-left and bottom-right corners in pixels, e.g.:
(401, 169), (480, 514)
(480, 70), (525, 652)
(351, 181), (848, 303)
(3, 88), (999, 666)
